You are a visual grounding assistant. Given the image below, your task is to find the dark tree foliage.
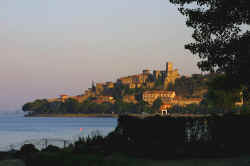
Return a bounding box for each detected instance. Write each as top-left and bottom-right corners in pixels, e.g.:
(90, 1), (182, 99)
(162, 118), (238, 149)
(172, 74), (216, 98)
(169, 0), (250, 89)
(152, 98), (163, 111)
(110, 83), (143, 100)
(115, 115), (250, 157)
(22, 99), (50, 113)
(174, 75), (206, 98)
(202, 74), (242, 110)
(22, 98), (153, 115)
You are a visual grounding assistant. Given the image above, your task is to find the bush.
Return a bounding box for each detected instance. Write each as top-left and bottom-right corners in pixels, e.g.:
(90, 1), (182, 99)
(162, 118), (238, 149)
(42, 145), (61, 152)
(113, 115), (250, 157)
(20, 144), (39, 155)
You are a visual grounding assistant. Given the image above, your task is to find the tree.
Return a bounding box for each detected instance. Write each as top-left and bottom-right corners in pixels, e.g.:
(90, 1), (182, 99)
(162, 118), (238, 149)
(137, 100), (153, 113)
(154, 78), (163, 89)
(152, 98), (163, 111)
(169, 0), (250, 93)
(64, 98), (80, 113)
(167, 82), (175, 91)
(22, 99), (50, 114)
(202, 74), (242, 111)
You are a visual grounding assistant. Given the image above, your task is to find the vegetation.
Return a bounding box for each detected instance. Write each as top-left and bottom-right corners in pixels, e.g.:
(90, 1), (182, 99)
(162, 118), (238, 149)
(202, 75), (242, 110)
(152, 98), (162, 111)
(171, 74), (211, 98)
(109, 74), (214, 100)
(168, 104), (242, 114)
(154, 78), (164, 89)
(101, 84), (145, 100)
(23, 72), (250, 116)
(22, 98), (155, 116)
(115, 114), (250, 156)
(23, 73), (246, 115)
(3, 114), (250, 166)
(8, 1), (250, 165)
(2, 152), (250, 166)
(169, 0), (250, 100)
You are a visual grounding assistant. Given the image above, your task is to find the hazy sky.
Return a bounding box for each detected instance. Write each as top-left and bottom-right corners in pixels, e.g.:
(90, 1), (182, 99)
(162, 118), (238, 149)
(0, 0), (201, 111)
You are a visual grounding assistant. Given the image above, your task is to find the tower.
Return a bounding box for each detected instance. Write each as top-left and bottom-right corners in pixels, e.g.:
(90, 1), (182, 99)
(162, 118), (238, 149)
(166, 62), (173, 75)
(91, 80), (96, 91)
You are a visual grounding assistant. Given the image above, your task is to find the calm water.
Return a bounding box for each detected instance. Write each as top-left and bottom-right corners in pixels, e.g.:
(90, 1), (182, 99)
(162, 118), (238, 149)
(0, 113), (117, 150)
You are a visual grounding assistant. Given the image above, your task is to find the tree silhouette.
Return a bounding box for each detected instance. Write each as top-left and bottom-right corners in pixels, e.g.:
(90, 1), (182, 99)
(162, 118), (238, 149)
(202, 74), (242, 111)
(169, 0), (250, 92)
(152, 98), (163, 112)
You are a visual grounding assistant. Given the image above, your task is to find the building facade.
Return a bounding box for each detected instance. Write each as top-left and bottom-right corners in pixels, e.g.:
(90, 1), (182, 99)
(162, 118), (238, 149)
(143, 90), (176, 105)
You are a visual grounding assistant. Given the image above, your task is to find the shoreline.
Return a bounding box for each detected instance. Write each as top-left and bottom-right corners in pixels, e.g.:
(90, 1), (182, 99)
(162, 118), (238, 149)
(25, 113), (119, 118)
(25, 113), (159, 118)
(25, 113), (211, 118)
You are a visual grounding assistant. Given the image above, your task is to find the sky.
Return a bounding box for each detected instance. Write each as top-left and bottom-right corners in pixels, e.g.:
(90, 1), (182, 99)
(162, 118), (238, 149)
(0, 0), (201, 111)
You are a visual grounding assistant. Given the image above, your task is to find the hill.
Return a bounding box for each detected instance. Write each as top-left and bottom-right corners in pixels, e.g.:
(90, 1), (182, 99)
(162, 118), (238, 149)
(22, 62), (213, 115)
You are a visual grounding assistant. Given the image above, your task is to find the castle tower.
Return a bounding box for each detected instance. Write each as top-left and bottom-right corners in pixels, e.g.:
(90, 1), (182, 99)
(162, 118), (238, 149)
(143, 69), (151, 75)
(164, 62), (180, 89)
(91, 80), (96, 91)
(166, 62), (173, 75)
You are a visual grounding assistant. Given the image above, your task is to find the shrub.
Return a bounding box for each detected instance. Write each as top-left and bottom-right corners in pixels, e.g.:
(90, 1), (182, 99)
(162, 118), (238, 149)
(20, 144), (39, 155)
(42, 145), (61, 152)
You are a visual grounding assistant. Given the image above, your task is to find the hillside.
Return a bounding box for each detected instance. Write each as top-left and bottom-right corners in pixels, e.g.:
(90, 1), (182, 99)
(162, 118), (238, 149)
(22, 62), (213, 115)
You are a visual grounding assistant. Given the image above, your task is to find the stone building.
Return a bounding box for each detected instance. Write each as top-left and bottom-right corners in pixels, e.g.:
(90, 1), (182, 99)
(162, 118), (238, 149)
(142, 90), (176, 105)
(117, 73), (150, 89)
(166, 62), (173, 73)
(95, 82), (115, 94)
(92, 96), (115, 104)
(164, 62), (180, 88)
(70, 95), (90, 103)
(117, 76), (133, 84)
(60, 94), (69, 102)
(47, 98), (60, 102)
(146, 82), (155, 89)
(153, 70), (166, 81)
(48, 62), (180, 105)
(136, 83), (142, 88)
(85, 88), (95, 96)
(171, 96), (202, 106)
(96, 83), (105, 94)
(143, 69), (151, 75)
(123, 95), (138, 104)
(116, 62), (180, 90)
(160, 103), (172, 115)
(106, 82), (114, 89)
(128, 83), (135, 89)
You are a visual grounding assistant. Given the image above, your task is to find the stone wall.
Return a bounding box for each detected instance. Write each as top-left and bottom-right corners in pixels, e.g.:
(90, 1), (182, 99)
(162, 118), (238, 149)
(123, 95), (138, 104)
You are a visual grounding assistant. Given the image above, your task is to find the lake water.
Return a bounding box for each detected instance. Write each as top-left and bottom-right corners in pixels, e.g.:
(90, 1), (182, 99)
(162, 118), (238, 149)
(0, 113), (117, 151)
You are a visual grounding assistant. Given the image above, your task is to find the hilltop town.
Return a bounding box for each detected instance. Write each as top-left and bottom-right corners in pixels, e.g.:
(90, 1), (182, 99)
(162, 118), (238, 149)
(45, 62), (202, 114)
